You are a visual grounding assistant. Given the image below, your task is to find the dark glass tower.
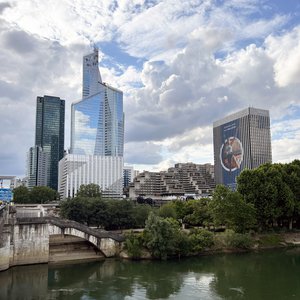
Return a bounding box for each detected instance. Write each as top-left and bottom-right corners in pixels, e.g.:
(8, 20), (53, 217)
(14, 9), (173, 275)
(35, 95), (65, 190)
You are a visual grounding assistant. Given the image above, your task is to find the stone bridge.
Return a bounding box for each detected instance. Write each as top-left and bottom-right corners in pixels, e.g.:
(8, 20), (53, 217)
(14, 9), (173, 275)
(17, 216), (125, 257)
(0, 205), (125, 271)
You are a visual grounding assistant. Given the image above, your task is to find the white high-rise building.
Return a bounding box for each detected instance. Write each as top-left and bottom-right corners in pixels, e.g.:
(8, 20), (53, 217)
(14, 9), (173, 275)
(58, 154), (123, 199)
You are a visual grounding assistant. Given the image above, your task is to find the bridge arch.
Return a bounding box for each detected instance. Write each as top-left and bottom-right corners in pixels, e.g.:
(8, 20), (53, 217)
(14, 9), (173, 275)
(48, 223), (122, 257)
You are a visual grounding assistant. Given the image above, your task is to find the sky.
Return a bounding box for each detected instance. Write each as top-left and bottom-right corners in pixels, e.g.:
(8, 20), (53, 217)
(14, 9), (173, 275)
(0, 0), (300, 178)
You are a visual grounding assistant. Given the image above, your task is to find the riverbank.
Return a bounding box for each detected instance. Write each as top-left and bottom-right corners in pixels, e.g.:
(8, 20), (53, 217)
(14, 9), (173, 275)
(119, 231), (300, 260)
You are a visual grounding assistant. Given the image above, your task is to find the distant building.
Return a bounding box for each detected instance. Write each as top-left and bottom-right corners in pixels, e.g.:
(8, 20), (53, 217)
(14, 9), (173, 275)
(129, 163), (215, 200)
(213, 107), (272, 189)
(27, 146), (49, 188)
(123, 166), (135, 188)
(58, 154), (123, 199)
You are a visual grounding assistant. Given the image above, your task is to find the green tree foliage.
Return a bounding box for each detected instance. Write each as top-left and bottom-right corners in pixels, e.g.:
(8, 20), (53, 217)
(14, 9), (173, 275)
(189, 228), (214, 253)
(237, 161), (300, 229)
(124, 232), (143, 259)
(158, 203), (177, 219)
(13, 186), (57, 204)
(143, 213), (184, 259)
(29, 186), (58, 204)
(214, 230), (253, 249)
(182, 199), (212, 227)
(13, 186), (30, 203)
(76, 183), (102, 198)
(209, 185), (256, 233)
(60, 196), (152, 230)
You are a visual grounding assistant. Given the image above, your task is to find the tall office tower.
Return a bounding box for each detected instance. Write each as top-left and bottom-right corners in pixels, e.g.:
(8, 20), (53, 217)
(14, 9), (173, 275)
(27, 146), (49, 188)
(35, 95), (65, 190)
(82, 48), (102, 98)
(59, 49), (124, 199)
(213, 107), (272, 189)
(71, 83), (124, 157)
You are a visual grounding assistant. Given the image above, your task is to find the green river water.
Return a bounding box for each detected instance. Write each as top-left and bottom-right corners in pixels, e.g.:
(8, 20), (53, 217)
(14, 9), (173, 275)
(0, 248), (299, 300)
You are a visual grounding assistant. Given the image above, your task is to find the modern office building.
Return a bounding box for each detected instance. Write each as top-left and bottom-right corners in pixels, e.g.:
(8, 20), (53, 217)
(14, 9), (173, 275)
(33, 95), (65, 190)
(82, 48), (102, 98)
(27, 146), (49, 188)
(59, 48), (124, 198)
(58, 154), (123, 199)
(70, 83), (124, 156)
(213, 107), (272, 189)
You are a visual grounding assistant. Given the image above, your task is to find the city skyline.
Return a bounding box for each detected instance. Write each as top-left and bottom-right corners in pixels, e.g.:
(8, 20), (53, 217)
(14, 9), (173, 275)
(0, 0), (300, 177)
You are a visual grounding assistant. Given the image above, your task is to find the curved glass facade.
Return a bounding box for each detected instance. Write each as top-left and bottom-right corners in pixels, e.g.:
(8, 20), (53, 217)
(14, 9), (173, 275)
(71, 83), (124, 157)
(82, 48), (102, 98)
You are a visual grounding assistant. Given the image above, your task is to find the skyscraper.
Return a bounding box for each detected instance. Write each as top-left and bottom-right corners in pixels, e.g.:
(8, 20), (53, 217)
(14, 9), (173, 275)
(70, 83), (124, 156)
(82, 48), (102, 98)
(213, 107), (272, 189)
(33, 95), (65, 190)
(59, 48), (124, 198)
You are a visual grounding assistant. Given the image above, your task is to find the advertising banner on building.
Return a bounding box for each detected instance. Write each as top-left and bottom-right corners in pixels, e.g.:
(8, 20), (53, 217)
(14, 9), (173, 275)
(0, 188), (13, 202)
(219, 120), (244, 189)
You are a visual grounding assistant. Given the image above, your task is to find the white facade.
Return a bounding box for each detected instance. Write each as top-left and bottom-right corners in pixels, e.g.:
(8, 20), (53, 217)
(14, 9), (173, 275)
(58, 154), (123, 199)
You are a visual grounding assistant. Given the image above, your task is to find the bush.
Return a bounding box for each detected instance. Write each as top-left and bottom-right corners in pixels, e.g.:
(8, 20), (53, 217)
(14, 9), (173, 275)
(189, 228), (214, 253)
(214, 230), (253, 249)
(259, 234), (283, 246)
(124, 232), (143, 259)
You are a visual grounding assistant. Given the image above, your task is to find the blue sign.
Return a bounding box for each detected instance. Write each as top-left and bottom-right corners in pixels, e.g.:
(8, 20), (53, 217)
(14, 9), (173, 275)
(0, 188), (13, 202)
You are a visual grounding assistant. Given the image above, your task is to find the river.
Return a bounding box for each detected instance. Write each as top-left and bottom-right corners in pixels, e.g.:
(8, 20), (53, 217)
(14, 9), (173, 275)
(0, 248), (299, 300)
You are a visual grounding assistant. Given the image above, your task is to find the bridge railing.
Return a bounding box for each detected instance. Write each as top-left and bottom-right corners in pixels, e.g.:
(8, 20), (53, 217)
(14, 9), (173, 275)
(15, 216), (125, 242)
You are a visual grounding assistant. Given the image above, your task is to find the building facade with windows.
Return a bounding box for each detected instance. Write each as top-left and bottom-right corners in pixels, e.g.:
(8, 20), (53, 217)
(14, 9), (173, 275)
(59, 48), (124, 198)
(58, 154), (123, 199)
(70, 83), (124, 157)
(213, 107), (272, 189)
(27, 95), (65, 190)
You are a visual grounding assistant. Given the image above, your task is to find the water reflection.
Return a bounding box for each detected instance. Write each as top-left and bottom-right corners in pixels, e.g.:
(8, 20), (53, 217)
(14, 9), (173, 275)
(0, 249), (300, 300)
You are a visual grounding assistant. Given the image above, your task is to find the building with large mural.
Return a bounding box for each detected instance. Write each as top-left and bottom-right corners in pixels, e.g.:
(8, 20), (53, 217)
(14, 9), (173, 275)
(213, 107), (272, 189)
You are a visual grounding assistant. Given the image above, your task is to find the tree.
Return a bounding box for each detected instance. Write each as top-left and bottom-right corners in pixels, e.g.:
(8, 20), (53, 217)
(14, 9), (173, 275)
(209, 185), (256, 233)
(29, 186), (58, 203)
(237, 163), (297, 229)
(76, 183), (102, 198)
(13, 186), (30, 203)
(158, 203), (177, 219)
(143, 212), (182, 259)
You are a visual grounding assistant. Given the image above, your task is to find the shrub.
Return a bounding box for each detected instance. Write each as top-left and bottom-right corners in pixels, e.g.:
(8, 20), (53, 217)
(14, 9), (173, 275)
(259, 234), (283, 246)
(189, 228), (214, 253)
(214, 230), (253, 249)
(124, 232), (143, 259)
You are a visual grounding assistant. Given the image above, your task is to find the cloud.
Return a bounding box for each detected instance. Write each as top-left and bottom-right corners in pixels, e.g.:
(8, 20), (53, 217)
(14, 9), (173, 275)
(124, 141), (163, 165)
(0, 0), (299, 176)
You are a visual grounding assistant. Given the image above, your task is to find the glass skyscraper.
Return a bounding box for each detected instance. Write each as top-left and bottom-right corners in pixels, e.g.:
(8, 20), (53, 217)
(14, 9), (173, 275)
(59, 48), (124, 199)
(71, 49), (124, 157)
(35, 95), (65, 190)
(213, 107), (272, 189)
(82, 48), (102, 98)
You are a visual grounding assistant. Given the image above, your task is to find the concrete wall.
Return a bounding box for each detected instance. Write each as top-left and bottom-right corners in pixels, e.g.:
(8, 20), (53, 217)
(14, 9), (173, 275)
(10, 223), (49, 266)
